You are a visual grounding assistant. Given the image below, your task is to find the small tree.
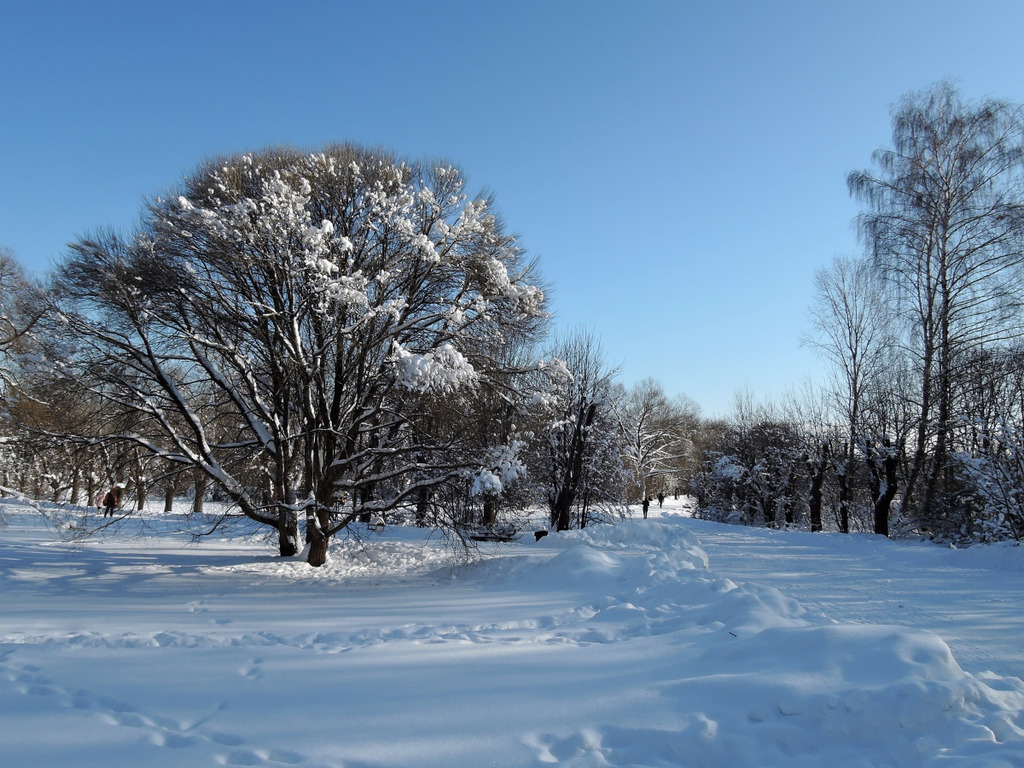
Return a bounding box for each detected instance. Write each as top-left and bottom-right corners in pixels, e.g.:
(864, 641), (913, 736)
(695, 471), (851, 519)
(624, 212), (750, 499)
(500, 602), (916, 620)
(0, 248), (48, 504)
(952, 420), (1024, 542)
(806, 255), (893, 533)
(530, 329), (625, 531)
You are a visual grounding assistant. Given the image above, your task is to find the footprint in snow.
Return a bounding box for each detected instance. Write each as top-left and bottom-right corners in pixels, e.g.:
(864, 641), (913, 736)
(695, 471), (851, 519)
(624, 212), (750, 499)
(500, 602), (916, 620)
(1, 655), (312, 766)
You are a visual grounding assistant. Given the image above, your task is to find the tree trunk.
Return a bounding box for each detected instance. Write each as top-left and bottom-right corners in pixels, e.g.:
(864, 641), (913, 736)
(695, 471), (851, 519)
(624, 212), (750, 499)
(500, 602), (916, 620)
(305, 505), (330, 567)
(900, 336), (934, 524)
(876, 444), (899, 537)
(307, 530), (329, 567)
(70, 471), (82, 506)
(808, 461), (826, 532)
(416, 486), (430, 527)
(358, 486), (373, 524)
(482, 497), (497, 527)
(921, 337), (953, 529)
(552, 401), (597, 532)
(867, 438), (899, 537)
(836, 468), (851, 534)
(86, 475), (97, 510)
(552, 488), (573, 532)
(192, 473), (207, 514)
(279, 506), (299, 557)
(837, 440), (854, 534)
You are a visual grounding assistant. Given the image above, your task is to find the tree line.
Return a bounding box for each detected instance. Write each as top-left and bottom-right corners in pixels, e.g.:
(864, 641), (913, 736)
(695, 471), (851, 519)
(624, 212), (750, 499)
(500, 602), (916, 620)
(3, 82), (1024, 557)
(695, 82), (1024, 544)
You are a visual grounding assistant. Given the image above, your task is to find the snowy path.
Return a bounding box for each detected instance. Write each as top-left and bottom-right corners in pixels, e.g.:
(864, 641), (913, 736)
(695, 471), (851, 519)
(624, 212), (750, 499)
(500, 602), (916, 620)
(680, 514), (1024, 680)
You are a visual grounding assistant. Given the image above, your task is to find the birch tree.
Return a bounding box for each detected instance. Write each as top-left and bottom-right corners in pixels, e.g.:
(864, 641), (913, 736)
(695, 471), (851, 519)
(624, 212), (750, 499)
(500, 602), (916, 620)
(849, 82), (1024, 531)
(806, 255), (893, 533)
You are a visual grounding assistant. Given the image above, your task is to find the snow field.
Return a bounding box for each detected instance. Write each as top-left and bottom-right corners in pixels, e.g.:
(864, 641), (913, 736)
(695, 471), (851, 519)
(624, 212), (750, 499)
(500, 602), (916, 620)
(1, 498), (1024, 766)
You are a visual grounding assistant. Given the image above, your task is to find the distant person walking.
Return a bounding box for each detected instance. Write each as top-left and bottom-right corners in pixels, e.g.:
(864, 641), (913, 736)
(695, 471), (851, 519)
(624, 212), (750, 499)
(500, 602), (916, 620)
(657, 492), (665, 508)
(101, 484), (124, 517)
(642, 497), (650, 519)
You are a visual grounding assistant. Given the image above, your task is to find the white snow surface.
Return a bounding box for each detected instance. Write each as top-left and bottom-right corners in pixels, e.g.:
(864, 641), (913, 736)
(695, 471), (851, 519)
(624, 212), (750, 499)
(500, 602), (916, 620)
(2, 497), (1024, 767)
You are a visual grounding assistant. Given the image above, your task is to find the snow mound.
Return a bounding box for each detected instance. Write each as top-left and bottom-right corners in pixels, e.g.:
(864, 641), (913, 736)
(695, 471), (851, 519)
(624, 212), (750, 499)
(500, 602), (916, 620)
(200, 532), (459, 584)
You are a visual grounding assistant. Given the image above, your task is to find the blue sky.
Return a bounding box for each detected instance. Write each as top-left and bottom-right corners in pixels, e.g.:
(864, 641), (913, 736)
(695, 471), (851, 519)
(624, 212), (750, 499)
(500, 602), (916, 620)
(3, 1), (1024, 416)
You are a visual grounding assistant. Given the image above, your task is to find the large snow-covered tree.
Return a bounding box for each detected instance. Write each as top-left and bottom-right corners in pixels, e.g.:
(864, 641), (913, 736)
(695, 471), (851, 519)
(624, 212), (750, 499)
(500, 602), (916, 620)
(54, 144), (547, 565)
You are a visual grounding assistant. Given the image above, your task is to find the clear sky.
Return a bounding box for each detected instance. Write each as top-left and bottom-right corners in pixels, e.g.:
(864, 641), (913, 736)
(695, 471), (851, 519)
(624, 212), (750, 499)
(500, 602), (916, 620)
(3, 1), (1024, 417)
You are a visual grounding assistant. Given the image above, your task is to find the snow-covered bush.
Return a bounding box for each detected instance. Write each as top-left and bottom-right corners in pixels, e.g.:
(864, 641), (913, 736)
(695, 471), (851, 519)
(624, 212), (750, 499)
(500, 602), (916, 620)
(950, 421), (1024, 543)
(690, 452), (748, 525)
(692, 419), (809, 528)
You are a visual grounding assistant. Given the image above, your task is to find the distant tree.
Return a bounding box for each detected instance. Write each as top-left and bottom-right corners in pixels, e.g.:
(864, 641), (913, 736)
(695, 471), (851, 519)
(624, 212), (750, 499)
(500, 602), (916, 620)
(806, 255), (892, 533)
(659, 393), (702, 501)
(944, 346), (1024, 541)
(951, 417), (1024, 542)
(743, 420), (806, 528)
(616, 378), (699, 504)
(849, 82), (1024, 532)
(54, 145), (547, 565)
(531, 328), (625, 531)
(686, 417), (728, 508)
(693, 420), (806, 529)
(454, 339), (537, 534)
(692, 393), (808, 529)
(955, 347), (1024, 442)
(781, 385), (836, 533)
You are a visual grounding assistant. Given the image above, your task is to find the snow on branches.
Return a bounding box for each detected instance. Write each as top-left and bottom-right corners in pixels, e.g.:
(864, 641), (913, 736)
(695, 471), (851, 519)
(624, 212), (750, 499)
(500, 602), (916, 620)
(165, 148), (545, 329)
(390, 342), (478, 395)
(470, 440), (527, 499)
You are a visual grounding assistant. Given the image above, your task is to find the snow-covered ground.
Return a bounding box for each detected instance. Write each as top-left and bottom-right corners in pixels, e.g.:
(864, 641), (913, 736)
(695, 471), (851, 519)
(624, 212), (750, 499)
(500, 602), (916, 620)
(2, 497), (1024, 767)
